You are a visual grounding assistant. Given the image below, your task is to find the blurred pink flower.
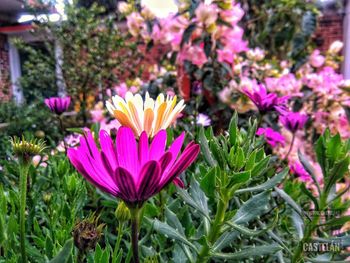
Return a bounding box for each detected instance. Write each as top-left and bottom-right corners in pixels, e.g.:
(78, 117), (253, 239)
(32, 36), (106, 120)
(218, 86), (233, 103)
(309, 50), (325, 68)
(57, 134), (81, 152)
(280, 112), (308, 133)
(265, 74), (303, 97)
(256, 127), (285, 147)
(247, 48), (265, 61)
(127, 12), (144, 37)
(242, 84), (288, 114)
(45, 96), (71, 115)
(220, 26), (248, 53)
(195, 3), (218, 26)
(32, 155), (48, 167)
(219, 4), (244, 25)
(100, 119), (121, 135)
(180, 45), (208, 68)
(290, 162), (311, 182)
(217, 48), (234, 64)
(90, 108), (105, 123)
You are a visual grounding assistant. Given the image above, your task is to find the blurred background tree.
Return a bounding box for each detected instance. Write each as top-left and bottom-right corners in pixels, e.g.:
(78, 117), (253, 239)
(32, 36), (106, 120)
(241, 0), (319, 66)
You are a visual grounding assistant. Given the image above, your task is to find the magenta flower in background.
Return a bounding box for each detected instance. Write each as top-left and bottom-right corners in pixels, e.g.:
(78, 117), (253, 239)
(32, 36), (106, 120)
(242, 84), (287, 114)
(256, 127), (285, 147)
(280, 112), (308, 133)
(290, 162), (311, 182)
(67, 127), (200, 207)
(45, 96), (71, 115)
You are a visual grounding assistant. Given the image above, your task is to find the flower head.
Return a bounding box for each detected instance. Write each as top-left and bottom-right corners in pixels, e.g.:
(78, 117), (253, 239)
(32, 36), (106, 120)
(196, 113), (211, 127)
(280, 112), (308, 133)
(11, 136), (46, 162)
(67, 127), (199, 207)
(290, 162), (311, 182)
(72, 214), (104, 253)
(242, 84), (288, 114)
(309, 50), (325, 68)
(256, 127), (285, 147)
(106, 92), (185, 138)
(195, 3), (218, 27)
(45, 96), (71, 115)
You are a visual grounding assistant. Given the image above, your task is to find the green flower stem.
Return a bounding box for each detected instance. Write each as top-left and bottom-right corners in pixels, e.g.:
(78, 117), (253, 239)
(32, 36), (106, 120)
(197, 196), (228, 263)
(284, 132), (296, 161)
(257, 113), (263, 127)
(114, 222), (124, 256)
(158, 192), (165, 221)
(130, 208), (140, 263)
(57, 115), (67, 153)
(19, 162), (30, 263)
(292, 194), (327, 262)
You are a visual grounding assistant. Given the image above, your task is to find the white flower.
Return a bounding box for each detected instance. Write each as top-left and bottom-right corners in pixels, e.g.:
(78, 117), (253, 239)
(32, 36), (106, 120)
(329, 40), (343, 54)
(106, 92), (185, 137)
(196, 113), (211, 127)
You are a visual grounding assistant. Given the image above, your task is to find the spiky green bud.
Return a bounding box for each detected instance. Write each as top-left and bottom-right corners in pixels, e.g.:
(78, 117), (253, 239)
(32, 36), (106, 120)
(11, 135), (46, 162)
(115, 201), (131, 222)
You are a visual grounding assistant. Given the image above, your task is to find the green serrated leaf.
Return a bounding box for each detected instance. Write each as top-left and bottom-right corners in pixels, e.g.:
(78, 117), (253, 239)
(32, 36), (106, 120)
(199, 127), (216, 166)
(232, 191), (271, 224)
(49, 238), (73, 263)
(236, 168), (288, 194)
(147, 218), (198, 253)
(177, 187), (210, 220)
(251, 156), (270, 177)
(211, 244), (281, 259)
(200, 166), (217, 198)
(229, 113), (238, 147)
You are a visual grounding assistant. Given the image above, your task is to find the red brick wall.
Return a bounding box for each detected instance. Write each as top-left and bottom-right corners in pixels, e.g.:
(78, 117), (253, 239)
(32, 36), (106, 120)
(0, 33), (11, 101)
(314, 14), (343, 51)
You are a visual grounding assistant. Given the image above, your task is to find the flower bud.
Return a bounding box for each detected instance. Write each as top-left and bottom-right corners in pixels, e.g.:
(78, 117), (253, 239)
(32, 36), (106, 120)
(72, 215), (104, 253)
(43, 193), (52, 203)
(218, 1), (233, 10)
(34, 130), (45, 138)
(206, 23), (217, 33)
(141, 7), (155, 20)
(118, 2), (133, 14)
(115, 201), (131, 222)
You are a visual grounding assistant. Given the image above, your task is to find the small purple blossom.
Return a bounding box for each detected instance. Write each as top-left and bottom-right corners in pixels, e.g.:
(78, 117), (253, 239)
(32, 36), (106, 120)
(45, 96), (71, 115)
(256, 127), (285, 147)
(242, 84), (288, 114)
(196, 113), (211, 127)
(290, 162), (311, 182)
(192, 81), (203, 95)
(280, 112), (308, 133)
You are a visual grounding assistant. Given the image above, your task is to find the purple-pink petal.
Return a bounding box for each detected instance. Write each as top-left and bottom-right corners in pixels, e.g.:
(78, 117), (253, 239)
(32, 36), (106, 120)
(137, 160), (161, 200)
(100, 130), (118, 170)
(149, 130), (167, 161)
(117, 127), (139, 180)
(113, 167), (137, 202)
(159, 143), (200, 189)
(138, 131), (149, 167)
